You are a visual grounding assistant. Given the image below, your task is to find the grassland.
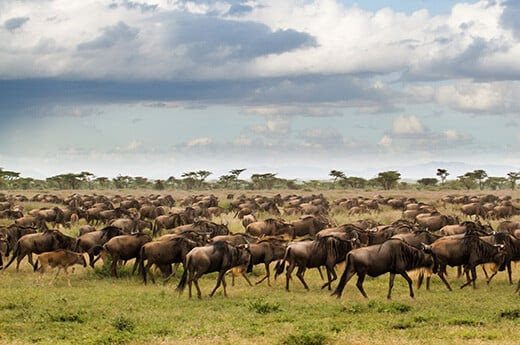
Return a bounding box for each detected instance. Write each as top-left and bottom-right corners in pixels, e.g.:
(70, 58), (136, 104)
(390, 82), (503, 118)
(1, 189), (520, 345)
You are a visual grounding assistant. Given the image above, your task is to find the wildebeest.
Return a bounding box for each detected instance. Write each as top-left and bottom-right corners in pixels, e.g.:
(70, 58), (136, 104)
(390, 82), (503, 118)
(275, 235), (359, 291)
(249, 237), (288, 286)
(423, 233), (507, 290)
(100, 233), (152, 277)
(246, 218), (294, 238)
(176, 241), (252, 298)
(3, 230), (78, 272)
(332, 239), (434, 299)
(139, 236), (201, 284)
(34, 250), (87, 287)
(291, 215), (330, 238)
(76, 226), (123, 267)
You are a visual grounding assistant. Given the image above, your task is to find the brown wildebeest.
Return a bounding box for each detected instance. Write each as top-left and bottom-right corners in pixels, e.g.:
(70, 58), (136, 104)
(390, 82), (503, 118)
(78, 225), (97, 236)
(332, 239), (434, 299)
(3, 230), (78, 272)
(176, 241), (252, 299)
(415, 213), (457, 231)
(0, 224), (37, 259)
(423, 233), (507, 290)
(139, 236), (201, 284)
(34, 250), (87, 287)
(241, 214), (257, 229)
(249, 237), (288, 286)
(101, 233), (151, 277)
(15, 215), (47, 231)
(246, 218), (294, 238)
(291, 215), (330, 238)
(76, 226), (123, 267)
(275, 235), (359, 291)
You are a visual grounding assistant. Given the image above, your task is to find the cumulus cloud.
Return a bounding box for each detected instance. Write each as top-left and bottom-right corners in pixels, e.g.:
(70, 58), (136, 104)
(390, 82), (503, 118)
(501, 0), (520, 39)
(434, 81), (520, 114)
(392, 115), (424, 135)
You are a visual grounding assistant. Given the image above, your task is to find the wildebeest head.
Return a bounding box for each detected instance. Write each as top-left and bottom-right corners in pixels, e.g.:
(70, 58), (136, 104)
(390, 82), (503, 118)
(236, 244), (253, 273)
(494, 244), (507, 271)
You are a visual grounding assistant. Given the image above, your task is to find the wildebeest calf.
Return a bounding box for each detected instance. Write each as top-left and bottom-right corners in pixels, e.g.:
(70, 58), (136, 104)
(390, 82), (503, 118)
(34, 250), (87, 287)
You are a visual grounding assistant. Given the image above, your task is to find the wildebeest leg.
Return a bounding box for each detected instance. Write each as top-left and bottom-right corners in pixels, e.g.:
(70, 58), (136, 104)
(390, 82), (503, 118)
(482, 266), (489, 279)
(88, 253), (95, 268)
(27, 253), (34, 268)
(163, 263), (180, 283)
(516, 280), (520, 294)
(256, 263), (271, 286)
(145, 262), (155, 284)
(426, 275), (431, 290)
(417, 270), (424, 289)
(241, 272), (252, 286)
(401, 271), (414, 298)
(456, 266), (462, 278)
(131, 257), (139, 275)
(111, 255), (119, 278)
(209, 271), (226, 297)
(221, 274), (228, 297)
(296, 266), (309, 291)
(460, 267), (474, 289)
(285, 263), (296, 291)
(507, 261), (513, 285)
(317, 267), (324, 280)
(471, 267), (477, 289)
(438, 268), (452, 291)
(387, 273), (395, 299)
(356, 273), (368, 298)
(50, 267), (61, 286)
(64, 267), (72, 287)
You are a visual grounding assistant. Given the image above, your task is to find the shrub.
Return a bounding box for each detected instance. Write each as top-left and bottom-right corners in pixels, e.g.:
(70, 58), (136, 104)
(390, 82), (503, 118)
(281, 332), (327, 345)
(249, 299), (281, 314)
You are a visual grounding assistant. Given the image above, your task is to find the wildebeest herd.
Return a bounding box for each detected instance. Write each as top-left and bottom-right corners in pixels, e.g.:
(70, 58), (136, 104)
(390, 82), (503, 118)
(1, 192), (520, 299)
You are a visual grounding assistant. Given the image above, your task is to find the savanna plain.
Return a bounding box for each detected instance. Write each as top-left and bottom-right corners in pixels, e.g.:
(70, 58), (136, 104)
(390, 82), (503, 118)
(1, 189), (520, 345)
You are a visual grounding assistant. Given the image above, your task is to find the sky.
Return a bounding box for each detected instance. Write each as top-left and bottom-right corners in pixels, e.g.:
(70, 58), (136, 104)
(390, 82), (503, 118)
(1, 0), (519, 180)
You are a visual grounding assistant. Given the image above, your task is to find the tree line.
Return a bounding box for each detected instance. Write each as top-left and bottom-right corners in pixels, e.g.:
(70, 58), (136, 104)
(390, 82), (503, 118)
(0, 167), (519, 191)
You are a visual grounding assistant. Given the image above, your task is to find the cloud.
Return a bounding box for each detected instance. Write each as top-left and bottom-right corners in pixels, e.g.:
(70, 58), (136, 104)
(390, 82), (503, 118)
(77, 21), (139, 50)
(110, 0), (158, 13)
(226, 4), (254, 16)
(392, 115), (424, 135)
(251, 117), (290, 136)
(435, 81), (520, 114)
(378, 135), (393, 148)
(186, 137), (212, 147)
(300, 128), (345, 149)
(501, 0), (520, 39)
(4, 17), (29, 32)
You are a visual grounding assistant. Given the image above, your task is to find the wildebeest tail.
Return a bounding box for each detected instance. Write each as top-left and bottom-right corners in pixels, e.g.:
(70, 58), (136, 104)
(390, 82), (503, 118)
(274, 247), (290, 279)
(2, 240), (20, 270)
(176, 257), (190, 293)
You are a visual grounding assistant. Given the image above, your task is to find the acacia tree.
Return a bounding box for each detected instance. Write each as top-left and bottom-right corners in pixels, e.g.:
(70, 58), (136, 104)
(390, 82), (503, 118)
(375, 171), (401, 190)
(329, 170), (346, 188)
(466, 169), (487, 190)
(417, 178), (438, 186)
(457, 174), (476, 190)
(0, 168), (20, 189)
(507, 172), (520, 190)
(436, 168), (449, 185)
(251, 173), (278, 189)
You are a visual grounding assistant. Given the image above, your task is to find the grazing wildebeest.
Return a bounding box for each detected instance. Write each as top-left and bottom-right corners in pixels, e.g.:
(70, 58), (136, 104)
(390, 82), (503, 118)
(176, 241), (252, 298)
(275, 235), (359, 291)
(332, 239), (434, 299)
(101, 233), (151, 277)
(423, 233), (507, 290)
(3, 230), (78, 272)
(139, 236), (201, 284)
(34, 250), (87, 287)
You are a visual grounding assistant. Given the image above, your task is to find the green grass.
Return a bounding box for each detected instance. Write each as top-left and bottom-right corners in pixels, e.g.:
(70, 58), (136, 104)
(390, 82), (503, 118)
(1, 189), (520, 344)
(1, 262), (520, 345)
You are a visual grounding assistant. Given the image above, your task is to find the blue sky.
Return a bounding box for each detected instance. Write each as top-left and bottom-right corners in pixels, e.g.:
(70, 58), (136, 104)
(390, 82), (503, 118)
(0, 0), (519, 180)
